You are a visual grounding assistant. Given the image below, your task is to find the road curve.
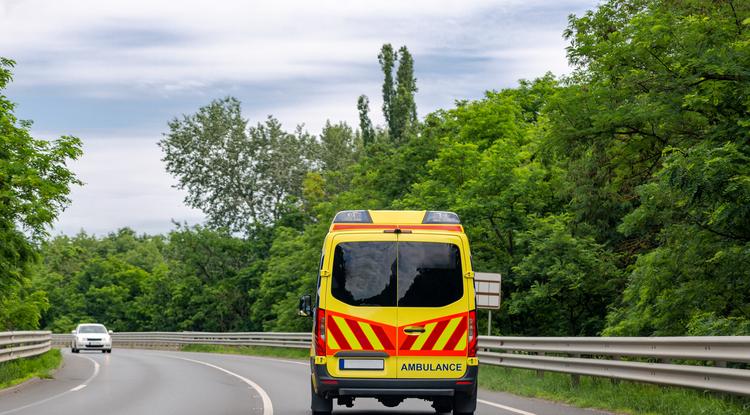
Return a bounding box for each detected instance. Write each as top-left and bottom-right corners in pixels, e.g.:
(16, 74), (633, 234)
(0, 349), (612, 415)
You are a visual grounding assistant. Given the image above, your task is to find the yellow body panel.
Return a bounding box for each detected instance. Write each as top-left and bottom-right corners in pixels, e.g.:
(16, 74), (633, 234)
(395, 232), (470, 379)
(368, 210), (427, 224)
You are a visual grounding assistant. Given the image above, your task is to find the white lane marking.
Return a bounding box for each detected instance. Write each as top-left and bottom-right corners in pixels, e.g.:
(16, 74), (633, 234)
(165, 355), (274, 415)
(160, 352), (310, 366)
(146, 350), (308, 366)
(217, 354), (307, 366)
(479, 399), (536, 415)
(0, 353), (100, 415)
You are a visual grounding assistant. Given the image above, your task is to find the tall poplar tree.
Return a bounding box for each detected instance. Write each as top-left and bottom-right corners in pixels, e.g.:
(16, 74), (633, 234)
(391, 46), (418, 142)
(378, 44), (396, 133)
(357, 95), (375, 146)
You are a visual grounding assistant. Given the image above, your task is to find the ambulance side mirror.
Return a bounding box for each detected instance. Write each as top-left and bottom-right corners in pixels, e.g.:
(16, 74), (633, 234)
(298, 294), (313, 317)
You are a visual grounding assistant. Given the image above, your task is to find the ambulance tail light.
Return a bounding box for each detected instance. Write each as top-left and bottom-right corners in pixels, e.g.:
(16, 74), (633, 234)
(467, 310), (478, 357)
(315, 309), (326, 356)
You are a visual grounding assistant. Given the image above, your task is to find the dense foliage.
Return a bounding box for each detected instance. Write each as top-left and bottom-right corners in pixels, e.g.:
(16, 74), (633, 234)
(0, 58), (81, 330)
(23, 0), (750, 336)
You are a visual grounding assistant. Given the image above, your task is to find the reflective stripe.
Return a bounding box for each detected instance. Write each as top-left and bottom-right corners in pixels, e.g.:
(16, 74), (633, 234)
(400, 333), (418, 350)
(434, 317), (462, 350)
(346, 318), (373, 350)
(326, 328), (340, 350)
(331, 224), (463, 232)
(333, 315), (362, 349)
(422, 319), (450, 350)
(455, 332), (467, 350)
(327, 316), (351, 350)
(359, 322), (384, 350)
(371, 324), (394, 350)
(410, 322), (437, 350)
(443, 316), (467, 350)
(326, 311), (470, 354)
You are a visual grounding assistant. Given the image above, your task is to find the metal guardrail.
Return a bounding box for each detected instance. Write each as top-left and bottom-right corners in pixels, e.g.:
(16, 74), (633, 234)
(478, 336), (750, 396)
(0, 331), (52, 363)
(51, 332), (750, 396)
(52, 332), (311, 349)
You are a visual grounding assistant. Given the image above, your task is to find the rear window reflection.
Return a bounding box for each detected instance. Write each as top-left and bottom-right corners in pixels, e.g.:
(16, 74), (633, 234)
(331, 241), (463, 308)
(331, 242), (397, 306)
(398, 242), (463, 307)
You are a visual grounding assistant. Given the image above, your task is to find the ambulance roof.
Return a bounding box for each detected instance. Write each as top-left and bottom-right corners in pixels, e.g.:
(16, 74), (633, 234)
(328, 210), (464, 233)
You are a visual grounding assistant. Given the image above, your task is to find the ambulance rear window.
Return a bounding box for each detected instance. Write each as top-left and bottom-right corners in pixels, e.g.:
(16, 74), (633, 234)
(331, 242), (397, 307)
(398, 242), (463, 307)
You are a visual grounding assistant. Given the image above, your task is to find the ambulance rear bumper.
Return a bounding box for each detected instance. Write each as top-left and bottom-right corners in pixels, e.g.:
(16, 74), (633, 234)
(311, 361), (478, 398)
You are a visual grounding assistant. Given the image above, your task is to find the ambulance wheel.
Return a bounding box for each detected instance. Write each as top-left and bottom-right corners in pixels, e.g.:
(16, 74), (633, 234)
(453, 383), (477, 415)
(432, 397), (452, 413)
(310, 382), (332, 414)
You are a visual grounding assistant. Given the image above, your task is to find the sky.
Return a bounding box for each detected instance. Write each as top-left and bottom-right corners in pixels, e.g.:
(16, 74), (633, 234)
(0, 0), (596, 236)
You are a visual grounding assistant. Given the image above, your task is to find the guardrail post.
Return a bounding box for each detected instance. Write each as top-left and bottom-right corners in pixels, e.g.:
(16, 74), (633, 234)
(570, 353), (580, 387)
(536, 352), (545, 379)
(610, 355), (620, 384)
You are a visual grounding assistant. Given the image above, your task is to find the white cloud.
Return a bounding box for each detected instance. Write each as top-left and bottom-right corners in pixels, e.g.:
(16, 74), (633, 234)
(2, 0), (597, 235)
(50, 136), (205, 236)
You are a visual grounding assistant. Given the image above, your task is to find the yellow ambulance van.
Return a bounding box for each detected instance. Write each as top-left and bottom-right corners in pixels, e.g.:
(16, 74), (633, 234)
(298, 210), (479, 414)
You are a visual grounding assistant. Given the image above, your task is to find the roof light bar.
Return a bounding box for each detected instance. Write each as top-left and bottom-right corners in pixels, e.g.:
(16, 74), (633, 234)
(422, 211), (461, 224)
(332, 210), (373, 224)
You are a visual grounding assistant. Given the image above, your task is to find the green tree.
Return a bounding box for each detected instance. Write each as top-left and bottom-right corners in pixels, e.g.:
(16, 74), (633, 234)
(357, 95), (375, 147)
(378, 44), (396, 132)
(509, 215), (620, 336)
(160, 98), (316, 230)
(391, 46), (418, 142)
(553, 0), (750, 335)
(318, 121), (358, 173)
(0, 57), (82, 330)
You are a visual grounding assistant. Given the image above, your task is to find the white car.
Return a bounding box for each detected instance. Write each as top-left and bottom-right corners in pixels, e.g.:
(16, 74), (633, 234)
(71, 324), (113, 353)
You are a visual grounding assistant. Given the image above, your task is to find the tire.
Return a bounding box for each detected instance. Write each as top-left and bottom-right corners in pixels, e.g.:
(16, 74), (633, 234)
(310, 382), (332, 415)
(453, 382), (477, 415)
(432, 397), (452, 413)
(72, 348), (79, 354)
(107, 349), (112, 353)
(101, 350), (107, 353)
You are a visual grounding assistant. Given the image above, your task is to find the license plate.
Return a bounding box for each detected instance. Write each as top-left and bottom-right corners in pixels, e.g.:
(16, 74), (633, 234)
(339, 359), (384, 370)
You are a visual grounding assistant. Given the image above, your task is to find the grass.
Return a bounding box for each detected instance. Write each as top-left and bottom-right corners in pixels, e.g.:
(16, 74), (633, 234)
(479, 364), (750, 415)
(0, 349), (62, 390)
(180, 344), (309, 360)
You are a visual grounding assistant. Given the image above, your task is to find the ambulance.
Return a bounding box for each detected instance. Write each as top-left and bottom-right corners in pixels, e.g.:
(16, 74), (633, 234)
(298, 210), (479, 414)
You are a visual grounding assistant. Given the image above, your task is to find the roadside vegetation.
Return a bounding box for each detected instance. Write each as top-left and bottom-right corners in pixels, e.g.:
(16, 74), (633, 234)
(0, 0), (748, 409)
(0, 350), (62, 390)
(479, 365), (750, 415)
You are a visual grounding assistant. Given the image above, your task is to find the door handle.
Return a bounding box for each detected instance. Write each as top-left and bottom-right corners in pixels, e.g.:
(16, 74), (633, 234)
(404, 326), (425, 334)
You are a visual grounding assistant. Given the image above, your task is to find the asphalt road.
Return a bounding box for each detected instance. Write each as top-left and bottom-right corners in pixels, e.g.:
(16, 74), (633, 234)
(0, 349), (612, 415)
